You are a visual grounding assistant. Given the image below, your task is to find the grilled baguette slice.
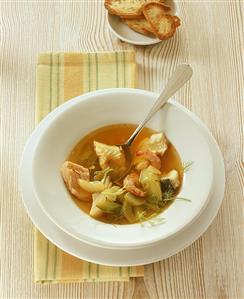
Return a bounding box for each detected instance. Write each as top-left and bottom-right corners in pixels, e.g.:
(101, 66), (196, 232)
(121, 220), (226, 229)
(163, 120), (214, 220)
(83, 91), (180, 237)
(125, 17), (155, 35)
(105, 0), (168, 19)
(143, 2), (180, 40)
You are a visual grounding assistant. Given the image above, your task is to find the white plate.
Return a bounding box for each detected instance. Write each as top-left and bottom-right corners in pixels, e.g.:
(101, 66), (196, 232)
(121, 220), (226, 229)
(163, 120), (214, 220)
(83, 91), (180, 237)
(31, 89), (214, 249)
(107, 0), (178, 46)
(20, 92), (225, 266)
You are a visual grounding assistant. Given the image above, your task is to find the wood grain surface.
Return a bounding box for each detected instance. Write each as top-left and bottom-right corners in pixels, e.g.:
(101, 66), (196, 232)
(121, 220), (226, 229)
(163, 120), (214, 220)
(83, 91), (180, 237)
(0, 1), (243, 298)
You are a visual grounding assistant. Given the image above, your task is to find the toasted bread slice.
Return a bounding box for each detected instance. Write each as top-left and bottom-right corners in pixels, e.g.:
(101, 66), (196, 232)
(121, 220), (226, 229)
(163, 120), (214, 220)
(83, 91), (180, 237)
(143, 2), (180, 40)
(172, 16), (181, 27)
(105, 0), (169, 19)
(125, 17), (155, 36)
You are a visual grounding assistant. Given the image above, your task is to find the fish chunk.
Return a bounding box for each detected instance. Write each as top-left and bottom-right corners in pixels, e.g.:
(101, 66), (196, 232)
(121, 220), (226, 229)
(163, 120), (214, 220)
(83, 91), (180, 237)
(94, 141), (126, 170)
(161, 169), (180, 191)
(61, 161), (92, 201)
(138, 133), (168, 156)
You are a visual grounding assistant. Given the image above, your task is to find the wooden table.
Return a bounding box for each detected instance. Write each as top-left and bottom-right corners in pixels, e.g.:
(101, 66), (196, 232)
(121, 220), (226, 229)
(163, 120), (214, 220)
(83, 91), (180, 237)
(1, 1), (243, 298)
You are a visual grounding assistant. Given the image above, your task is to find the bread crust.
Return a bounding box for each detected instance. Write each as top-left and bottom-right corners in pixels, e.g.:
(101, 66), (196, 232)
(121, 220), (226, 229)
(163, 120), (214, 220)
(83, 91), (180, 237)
(172, 16), (181, 27)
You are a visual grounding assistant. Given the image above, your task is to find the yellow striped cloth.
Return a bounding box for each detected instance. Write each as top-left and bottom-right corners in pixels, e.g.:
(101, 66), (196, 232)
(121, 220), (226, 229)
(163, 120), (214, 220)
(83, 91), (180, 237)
(34, 51), (144, 283)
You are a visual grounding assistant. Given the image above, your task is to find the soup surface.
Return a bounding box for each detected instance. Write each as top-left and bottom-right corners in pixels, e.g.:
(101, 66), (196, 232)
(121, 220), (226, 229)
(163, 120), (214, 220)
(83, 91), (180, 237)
(63, 124), (183, 224)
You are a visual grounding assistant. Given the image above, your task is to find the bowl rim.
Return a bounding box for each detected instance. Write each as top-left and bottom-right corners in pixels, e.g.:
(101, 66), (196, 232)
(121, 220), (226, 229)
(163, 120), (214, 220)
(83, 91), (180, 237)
(31, 88), (214, 249)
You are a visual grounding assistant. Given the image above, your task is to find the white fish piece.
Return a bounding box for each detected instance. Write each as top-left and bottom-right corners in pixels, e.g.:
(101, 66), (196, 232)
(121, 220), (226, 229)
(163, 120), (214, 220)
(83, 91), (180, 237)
(140, 133), (168, 156)
(94, 141), (126, 170)
(161, 169), (180, 189)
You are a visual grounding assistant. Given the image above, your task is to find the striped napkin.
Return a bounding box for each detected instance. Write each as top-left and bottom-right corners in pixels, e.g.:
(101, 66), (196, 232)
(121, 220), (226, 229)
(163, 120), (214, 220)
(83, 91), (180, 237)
(34, 51), (144, 283)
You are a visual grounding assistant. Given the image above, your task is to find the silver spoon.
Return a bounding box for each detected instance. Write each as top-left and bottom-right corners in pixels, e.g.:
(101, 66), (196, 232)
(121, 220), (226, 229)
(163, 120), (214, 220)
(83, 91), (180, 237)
(115, 64), (193, 181)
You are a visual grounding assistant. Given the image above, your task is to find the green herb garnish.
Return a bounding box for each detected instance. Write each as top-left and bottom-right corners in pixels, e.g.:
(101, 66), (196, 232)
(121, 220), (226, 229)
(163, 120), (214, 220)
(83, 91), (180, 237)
(162, 190), (191, 202)
(162, 189), (175, 201)
(183, 161), (194, 173)
(136, 211), (165, 226)
(176, 197), (191, 202)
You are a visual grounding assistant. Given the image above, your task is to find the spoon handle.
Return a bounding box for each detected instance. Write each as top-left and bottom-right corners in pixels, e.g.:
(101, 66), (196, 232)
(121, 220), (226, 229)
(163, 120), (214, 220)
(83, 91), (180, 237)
(126, 64), (193, 146)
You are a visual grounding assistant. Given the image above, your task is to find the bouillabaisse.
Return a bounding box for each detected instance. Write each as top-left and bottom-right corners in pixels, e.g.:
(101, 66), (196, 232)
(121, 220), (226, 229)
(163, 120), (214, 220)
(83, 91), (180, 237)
(61, 124), (183, 225)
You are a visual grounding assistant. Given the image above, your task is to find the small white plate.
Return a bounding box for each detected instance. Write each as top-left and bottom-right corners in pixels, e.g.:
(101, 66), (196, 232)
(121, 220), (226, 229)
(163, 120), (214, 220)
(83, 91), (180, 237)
(20, 99), (225, 265)
(107, 0), (178, 46)
(30, 89), (214, 249)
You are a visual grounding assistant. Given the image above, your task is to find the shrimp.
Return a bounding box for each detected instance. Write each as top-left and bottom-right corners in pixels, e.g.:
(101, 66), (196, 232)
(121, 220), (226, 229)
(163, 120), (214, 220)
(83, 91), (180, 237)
(136, 150), (161, 170)
(123, 172), (146, 197)
(61, 161), (92, 201)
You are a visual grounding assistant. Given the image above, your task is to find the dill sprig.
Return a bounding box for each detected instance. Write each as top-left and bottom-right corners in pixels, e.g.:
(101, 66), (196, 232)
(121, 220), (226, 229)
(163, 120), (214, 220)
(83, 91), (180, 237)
(148, 216), (166, 226)
(162, 189), (175, 201)
(137, 211), (165, 227)
(162, 190), (191, 202)
(183, 161), (194, 173)
(176, 197), (191, 202)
